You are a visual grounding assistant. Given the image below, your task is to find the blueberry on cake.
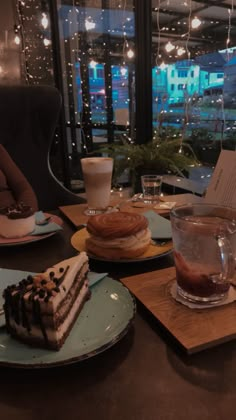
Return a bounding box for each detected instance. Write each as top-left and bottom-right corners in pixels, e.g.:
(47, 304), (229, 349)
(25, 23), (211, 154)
(3, 252), (90, 350)
(0, 203), (35, 238)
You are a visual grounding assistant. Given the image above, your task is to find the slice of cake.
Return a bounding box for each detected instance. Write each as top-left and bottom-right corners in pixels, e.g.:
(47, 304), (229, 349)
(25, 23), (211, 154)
(0, 203), (35, 238)
(3, 252), (90, 350)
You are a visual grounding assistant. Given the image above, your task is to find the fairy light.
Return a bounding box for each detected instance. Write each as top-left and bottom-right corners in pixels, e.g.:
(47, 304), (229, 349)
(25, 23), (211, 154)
(14, 32), (21, 45)
(122, 0), (129, 66)
(160, 62), (167, 70)
(191, 16), (201, 29)
(226, 2), (234, 61)
(14, 23), (21, 45)
(15, 0), (54, 84)
(165, 41), (175, 53)
(185, 0), (192, 61)
(89, 59), (98, 68)
(43, 38), (51, 47)
(155, 0), (161, 67)
(41, 13), (49, 29)
(85, 18), (96, 31)
(121, 66), (127, 76)
(177, 47), (185, 56)
(127, 48), (134, 59)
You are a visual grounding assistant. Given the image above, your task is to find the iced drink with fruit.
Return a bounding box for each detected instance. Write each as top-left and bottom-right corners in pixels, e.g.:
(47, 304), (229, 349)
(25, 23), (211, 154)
(170, 204), (236, 304)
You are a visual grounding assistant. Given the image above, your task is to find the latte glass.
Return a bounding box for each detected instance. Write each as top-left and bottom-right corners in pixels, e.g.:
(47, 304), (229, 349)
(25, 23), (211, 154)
(81, 157), (113, 216)
(170, 204), (236, 304)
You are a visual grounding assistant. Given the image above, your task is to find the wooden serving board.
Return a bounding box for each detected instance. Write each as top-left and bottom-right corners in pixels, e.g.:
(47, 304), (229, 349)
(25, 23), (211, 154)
(59, 193), (202, 228)
(59, 204), (88, 228)
(121, 267), (236, 354)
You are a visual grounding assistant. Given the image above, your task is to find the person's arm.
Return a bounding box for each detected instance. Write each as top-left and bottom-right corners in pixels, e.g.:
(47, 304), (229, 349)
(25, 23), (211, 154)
(0, 145), (38, 211)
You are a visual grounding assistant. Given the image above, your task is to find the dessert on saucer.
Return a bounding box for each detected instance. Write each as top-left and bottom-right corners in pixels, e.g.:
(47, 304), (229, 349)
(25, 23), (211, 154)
(0, 203), (35, 238)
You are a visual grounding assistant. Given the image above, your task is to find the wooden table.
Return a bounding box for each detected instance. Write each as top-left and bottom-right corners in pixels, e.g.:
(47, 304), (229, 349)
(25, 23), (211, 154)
(0, 208), (235, 420)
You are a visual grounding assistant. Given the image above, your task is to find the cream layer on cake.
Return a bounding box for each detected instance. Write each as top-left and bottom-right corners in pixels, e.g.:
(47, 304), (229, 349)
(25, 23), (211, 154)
(88, 228), (151, 251)
(7, 281), (89, 344)
(23, 253), (89, 313)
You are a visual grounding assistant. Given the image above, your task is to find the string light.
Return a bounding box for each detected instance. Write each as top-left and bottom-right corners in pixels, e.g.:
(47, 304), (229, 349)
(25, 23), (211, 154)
(14, 34), (21, 45)
(85, 18), (96, 31)
(155, 0), (161, 67)
(89, 59), (98, 68)
(177, 47), (185, 56)
(127, 48), (134, 59)
(165, 41), (175, 53)
(43, 38), (51, 47)
(160, 62), (167, 70)
(41, 13), (49, 29)
(13, 24), (21, 45)
(15, 0), (54, 84)
(226, 2), (234, 61)
(121, 66), (127, 76)
(185, 0), (192, 61)
(191, 16), (201, 29)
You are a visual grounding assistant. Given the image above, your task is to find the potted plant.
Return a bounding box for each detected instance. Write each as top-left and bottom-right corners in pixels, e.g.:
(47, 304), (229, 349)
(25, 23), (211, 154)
(100, 128), (199, 193)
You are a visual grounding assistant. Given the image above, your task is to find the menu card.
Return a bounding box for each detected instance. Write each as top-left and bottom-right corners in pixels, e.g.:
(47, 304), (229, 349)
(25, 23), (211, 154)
(205, 150), (236, 208)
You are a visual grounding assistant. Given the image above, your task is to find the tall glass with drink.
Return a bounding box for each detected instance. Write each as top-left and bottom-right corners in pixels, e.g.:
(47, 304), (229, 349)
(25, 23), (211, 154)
(170, 204), (236, 304)
(81, 157), (113, 216)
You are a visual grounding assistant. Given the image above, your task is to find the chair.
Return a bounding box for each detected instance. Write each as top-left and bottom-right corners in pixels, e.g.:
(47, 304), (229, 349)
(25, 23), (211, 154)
(0, 85), (86, 210)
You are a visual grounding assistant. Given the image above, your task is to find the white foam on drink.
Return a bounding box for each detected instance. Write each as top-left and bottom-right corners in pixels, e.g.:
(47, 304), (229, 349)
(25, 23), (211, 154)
(81, 157), (113, 174)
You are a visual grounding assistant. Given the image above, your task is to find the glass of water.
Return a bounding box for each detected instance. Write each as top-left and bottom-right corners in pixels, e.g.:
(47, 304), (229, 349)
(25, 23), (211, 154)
(141, 174), (162, 204)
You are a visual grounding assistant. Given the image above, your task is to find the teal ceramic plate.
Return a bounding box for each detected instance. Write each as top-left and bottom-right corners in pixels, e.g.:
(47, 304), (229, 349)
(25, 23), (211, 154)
(0, 275), (135, 368)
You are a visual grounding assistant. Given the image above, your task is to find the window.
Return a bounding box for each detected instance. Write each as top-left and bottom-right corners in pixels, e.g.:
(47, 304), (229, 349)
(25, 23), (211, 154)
(89, 68), (94, 78)
(97, 68), (104, 79)
(54, 0), (235, 189)
(178, 70), (188, 78)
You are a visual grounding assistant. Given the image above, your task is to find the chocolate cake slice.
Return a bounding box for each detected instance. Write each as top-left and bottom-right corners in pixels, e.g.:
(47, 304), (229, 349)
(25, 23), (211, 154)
(3, 252), (90, 350)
